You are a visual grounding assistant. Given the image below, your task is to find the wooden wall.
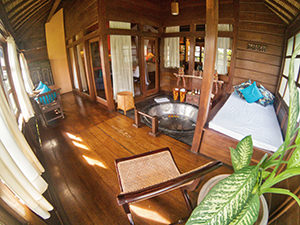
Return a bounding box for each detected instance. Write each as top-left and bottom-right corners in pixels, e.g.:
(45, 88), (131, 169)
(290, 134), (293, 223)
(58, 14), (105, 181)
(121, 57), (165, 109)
(63, 0), (98, 40)
(18, 19), (54, 86)
(232, 0), (286, 93)
(63, 0), (161, 40)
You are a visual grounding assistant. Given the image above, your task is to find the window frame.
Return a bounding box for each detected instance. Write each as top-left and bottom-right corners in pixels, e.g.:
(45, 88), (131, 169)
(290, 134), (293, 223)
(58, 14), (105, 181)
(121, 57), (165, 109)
(277, 31), (300, 107)
(0, 41), (21, 120)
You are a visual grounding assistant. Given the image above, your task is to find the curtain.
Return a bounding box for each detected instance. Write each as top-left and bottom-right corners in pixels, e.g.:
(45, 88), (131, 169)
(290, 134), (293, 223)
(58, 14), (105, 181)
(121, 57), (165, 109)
(0, 86), (53, 219)
(7, 36), (34, 122)
(109, 21), (134, 99)
(19, 53), (34, 95)
(215, 37), (231, 75)
(76, 45), (88, 92)
(164, 26), (180, 68)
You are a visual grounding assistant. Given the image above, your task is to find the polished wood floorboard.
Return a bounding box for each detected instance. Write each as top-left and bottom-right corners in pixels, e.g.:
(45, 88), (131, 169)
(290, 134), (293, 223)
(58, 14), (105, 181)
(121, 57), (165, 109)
(39, 93), (232, 225)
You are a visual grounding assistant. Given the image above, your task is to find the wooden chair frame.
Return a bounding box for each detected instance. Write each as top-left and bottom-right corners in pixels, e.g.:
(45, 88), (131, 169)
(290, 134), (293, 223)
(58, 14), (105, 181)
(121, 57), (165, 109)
(36, 88), (64, 126)
(115, 147), (222, 225)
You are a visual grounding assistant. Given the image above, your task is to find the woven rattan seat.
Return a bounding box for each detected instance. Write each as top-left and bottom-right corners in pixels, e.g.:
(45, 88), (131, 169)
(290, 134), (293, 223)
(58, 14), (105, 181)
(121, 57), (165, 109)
(115, 147), (222, 225)
(117, 151), (180, 193)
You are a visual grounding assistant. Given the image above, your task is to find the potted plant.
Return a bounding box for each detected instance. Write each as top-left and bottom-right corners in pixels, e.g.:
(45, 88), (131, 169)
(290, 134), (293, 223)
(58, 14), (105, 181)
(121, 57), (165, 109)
(186, 44), (300, 225)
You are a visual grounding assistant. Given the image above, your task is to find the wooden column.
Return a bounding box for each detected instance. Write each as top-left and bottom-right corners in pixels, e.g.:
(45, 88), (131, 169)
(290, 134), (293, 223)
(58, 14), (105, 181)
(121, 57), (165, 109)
(191, 0), (218, 153)
(226, 0), (239, 93)
(98, 0), (115, 111)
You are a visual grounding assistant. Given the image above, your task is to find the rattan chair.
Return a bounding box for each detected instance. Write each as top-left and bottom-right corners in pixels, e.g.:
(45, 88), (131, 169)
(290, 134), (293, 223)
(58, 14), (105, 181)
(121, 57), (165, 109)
(115, 147), (222, 225)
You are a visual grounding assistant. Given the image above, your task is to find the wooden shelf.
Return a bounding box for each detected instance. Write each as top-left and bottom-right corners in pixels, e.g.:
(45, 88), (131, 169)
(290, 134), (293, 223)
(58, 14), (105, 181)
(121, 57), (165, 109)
(173, 73), (224, 84)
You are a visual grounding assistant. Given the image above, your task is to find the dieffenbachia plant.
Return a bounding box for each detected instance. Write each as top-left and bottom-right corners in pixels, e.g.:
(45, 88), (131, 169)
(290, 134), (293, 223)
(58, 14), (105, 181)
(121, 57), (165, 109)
(186, 44), (300, 225)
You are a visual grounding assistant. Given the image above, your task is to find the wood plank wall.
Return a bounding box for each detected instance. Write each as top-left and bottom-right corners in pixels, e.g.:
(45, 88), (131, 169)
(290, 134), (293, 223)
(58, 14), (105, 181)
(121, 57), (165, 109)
(63, 0), (161, 40)
(18, 19), (54, 86)
(63, 0), (98, 40)
(233, 0), (286, 93)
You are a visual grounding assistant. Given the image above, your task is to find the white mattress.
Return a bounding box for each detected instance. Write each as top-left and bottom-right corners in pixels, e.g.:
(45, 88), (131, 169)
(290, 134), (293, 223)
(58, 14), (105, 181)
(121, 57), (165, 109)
(208, 92), (283, 152)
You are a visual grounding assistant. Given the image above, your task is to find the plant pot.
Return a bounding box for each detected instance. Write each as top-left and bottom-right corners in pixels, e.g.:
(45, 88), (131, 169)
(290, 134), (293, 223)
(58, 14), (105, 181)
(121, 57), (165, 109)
(197, 174), (268, 225)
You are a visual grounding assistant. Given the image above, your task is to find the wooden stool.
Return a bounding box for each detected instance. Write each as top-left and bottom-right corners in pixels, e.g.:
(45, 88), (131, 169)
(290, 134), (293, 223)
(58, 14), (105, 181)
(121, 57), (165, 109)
(117, 91), (134, 115)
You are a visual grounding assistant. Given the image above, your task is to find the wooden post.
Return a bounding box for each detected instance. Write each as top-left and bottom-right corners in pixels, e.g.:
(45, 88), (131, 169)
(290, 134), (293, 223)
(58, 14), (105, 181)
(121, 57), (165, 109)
(98, 0), (115, 111)
(226, 0), (239, 93)
(150, 116), (159, 137)
(191, 0), (218, 153)
(133, 108), (141, 128)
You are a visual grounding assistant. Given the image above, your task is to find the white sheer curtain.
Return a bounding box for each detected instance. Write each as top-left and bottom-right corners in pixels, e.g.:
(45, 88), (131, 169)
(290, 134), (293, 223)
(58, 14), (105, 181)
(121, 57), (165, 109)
(76, 45), (88, 92)
(0, 86), (53, 219)
(164, 26), (180, 68)
(109, 21), (134, 99)
(7, 36), (34, 122)
(19, 53), (34, 95)
(215, 37), (231, 75)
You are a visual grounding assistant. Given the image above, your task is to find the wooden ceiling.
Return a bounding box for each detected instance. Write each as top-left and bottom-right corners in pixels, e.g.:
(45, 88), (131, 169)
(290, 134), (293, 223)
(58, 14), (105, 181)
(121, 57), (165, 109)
(264, 0), (300, 24)
(0, 0), (61, 40)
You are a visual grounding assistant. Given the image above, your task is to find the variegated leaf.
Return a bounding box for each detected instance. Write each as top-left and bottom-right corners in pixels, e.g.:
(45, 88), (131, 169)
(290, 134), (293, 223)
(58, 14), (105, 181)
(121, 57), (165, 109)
(186, 166), (258, 225)
(287, 145), (300, 169)
(285, 44), (300, 144)
(230, 136), (253, 172)
(229, 194), (260, 225)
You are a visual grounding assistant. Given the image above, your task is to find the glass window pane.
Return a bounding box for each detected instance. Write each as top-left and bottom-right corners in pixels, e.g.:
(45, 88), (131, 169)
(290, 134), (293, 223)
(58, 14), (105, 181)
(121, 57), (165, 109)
(283, 58), (290, 76)
(143, 25), (158, 33)
(132, 36), (141, 96)
(9, 93), (17, 114)
(298, 88), (300, 122)
(109, 21), (130, 29)
(166, 26), (179, 33)
(279, 77), (287, 97)
(295, 33), (300, 55)
(218, 24), (233, 31)
(69, 48), (79, 89)
(90, 40), (106, 100)
(283, 83), (290, 106)
(294, 58), (300, 82)
(76, 44), (89, 94)
(286, 36), (294, 56)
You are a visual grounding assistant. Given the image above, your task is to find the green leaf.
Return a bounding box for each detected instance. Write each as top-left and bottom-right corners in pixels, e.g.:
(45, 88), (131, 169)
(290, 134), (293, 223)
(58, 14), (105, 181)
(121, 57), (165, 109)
(261, 171), (271, 180)
(287, 145), (300, 169)
(229, 194), (260, 225)
(186, 166), (258, 225)
(230, 136), (253, 172)
(262, 188), (300, 207)
(261, 167), (300, 191)
(285, 44), (300, 145)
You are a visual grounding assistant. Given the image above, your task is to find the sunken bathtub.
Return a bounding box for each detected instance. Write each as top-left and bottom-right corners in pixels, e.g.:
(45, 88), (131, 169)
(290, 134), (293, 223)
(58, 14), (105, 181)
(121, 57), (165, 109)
(142, 102), (198, 134)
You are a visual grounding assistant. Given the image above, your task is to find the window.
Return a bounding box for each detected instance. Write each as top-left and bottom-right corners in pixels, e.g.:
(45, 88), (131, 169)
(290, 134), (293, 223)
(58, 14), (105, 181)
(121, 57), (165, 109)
(0, 45), (19, 116)
(278, 32), (300, 108)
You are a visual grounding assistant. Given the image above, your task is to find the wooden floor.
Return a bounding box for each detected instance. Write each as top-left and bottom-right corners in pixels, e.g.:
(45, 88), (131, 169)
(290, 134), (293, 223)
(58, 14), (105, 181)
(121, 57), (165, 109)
(39, 93), (232, 225)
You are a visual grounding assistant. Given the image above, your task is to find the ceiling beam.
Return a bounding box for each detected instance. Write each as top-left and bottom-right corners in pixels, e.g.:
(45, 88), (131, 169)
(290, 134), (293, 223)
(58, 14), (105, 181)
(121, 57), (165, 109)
(6, 0), (35, 18)
(265, 1), (290, 24)
(0, 0), (16, 39)
(47, 0), (62, 22)
(14, 1), (50, 31)
(266, 0), (294, 20)
(15, 4), (51, 38)
(10, 0), (48, 26)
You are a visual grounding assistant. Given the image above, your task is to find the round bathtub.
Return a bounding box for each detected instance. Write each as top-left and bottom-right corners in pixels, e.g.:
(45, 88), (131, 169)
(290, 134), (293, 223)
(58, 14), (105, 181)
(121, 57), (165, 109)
(143, 102), (198, 133)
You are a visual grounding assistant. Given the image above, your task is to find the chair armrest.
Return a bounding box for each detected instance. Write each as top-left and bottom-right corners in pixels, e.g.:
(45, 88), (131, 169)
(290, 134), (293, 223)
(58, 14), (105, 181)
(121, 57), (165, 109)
(117, 160), (222, 205)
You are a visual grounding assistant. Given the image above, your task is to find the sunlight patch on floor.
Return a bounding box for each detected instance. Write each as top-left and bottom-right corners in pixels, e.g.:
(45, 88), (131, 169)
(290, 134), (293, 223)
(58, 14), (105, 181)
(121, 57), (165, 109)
(72, 141), (90, 150)
(82, 155), (107, 169)
(130, 205), (171, 224)
(65, 132), (83, 142)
